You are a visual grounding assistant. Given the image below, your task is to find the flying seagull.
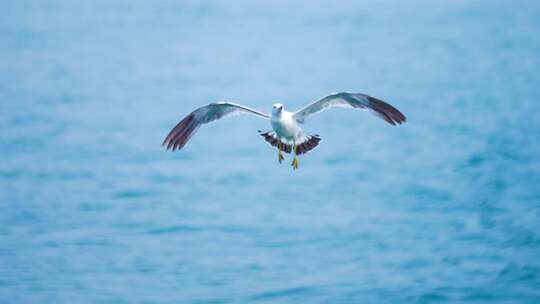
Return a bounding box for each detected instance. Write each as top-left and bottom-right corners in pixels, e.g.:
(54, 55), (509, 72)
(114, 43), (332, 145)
(163, 92), (406, 169)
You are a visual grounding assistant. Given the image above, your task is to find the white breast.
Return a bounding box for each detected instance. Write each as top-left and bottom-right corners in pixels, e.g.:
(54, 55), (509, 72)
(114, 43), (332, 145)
(271, 111), (305, 143)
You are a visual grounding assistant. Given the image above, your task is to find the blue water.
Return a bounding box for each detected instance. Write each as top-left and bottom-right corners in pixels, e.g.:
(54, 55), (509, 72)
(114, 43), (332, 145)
(1, 1), (540, 303)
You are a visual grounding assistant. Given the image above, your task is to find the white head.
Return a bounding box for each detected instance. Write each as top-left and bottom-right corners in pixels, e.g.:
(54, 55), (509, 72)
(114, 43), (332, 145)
(272, 103), (284, 115)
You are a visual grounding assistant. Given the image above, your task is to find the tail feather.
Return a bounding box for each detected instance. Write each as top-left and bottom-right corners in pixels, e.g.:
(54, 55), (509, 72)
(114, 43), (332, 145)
(259, 131), (321, 155)
(295, 135), (321, 155)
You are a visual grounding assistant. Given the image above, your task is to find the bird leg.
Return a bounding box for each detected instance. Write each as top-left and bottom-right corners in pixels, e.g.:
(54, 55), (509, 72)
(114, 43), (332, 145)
(292, 145), (299, 170)
(278, 142), (284, 164)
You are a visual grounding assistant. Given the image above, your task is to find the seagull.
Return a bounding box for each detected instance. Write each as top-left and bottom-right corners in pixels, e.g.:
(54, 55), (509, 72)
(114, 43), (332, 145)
(163, 92), (406, 169)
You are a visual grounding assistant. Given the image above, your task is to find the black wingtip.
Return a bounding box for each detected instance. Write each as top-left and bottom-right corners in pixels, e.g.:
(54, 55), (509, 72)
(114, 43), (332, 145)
(162, 113), (197, 151)
(367, 96), (407, 125)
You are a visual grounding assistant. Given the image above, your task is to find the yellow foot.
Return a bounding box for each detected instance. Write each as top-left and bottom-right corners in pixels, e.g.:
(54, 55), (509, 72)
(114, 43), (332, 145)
(278, 151), (284, 164)
(292, 157), (299, 170)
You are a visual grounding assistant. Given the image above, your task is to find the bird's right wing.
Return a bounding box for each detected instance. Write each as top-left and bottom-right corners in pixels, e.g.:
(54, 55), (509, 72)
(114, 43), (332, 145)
(163, 102), (270, 151)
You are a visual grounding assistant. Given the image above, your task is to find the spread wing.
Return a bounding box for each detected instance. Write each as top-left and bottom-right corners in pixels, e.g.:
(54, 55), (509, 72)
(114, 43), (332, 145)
(163, 102), (270, 151)
(293, 92), (406, 125)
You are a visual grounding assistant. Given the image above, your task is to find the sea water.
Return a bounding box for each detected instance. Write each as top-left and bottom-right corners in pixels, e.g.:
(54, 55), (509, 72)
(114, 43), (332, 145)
(1, 1), (540, 303)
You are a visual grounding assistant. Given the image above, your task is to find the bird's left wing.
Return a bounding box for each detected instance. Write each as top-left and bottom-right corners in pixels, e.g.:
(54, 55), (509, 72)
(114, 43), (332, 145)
(163, 102), (270, 151)
(293, 92), (406, 125)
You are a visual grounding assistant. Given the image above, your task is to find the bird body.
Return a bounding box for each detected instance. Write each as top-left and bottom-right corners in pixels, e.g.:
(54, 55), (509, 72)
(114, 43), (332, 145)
(270, 104), (305, 144)
(163, 92), (406, 170)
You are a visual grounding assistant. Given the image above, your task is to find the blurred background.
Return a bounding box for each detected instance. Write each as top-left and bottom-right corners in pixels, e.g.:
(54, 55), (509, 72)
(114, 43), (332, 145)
(1, 0), (540, 303)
